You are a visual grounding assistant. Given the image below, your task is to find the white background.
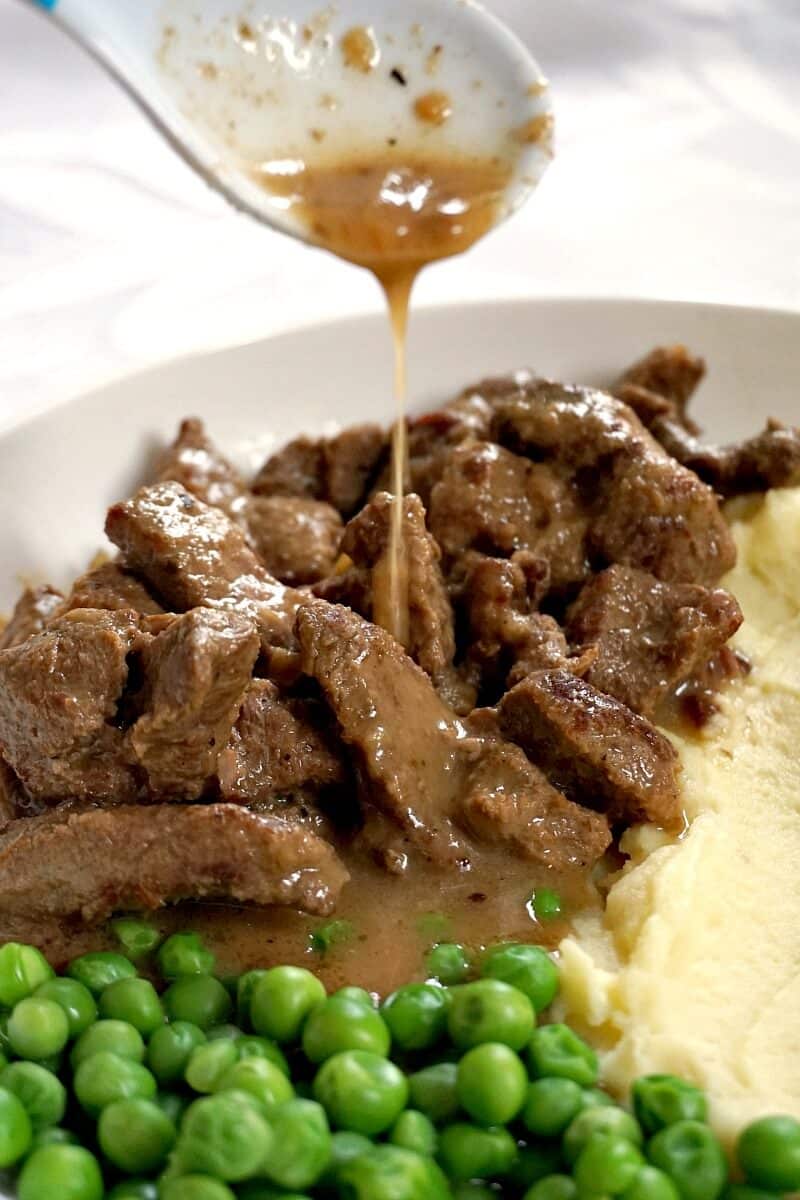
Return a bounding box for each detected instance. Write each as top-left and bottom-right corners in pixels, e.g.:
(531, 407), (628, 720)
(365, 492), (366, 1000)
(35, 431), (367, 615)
(1, 0), (799, 426)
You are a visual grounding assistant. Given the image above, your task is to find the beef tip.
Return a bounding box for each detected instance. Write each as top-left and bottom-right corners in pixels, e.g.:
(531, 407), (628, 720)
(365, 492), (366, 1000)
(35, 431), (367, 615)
(650, 415), (800, 497)
(218, 679), (347, 805)
(498, 669), (681, 827)
(613, 382), (676, 428)
(566, 565), (743, 717)
(129, 608), (259, 800)
(105, 483), (303, 658)
(486, 377), (735, 585)
(0, 760), (23, 830)
(0, 609), (141, 804)
(0, 585), (64, 649)
(62, 562), (164, 616)
(429, 442), (590, 592)
(245, 497), (343, 585)
(253, 425), (385, 516)
(391, 391), (495, 506)
(155, 418), (248, 519)
(0, 803), (349, 932)
(327, 492), (472, 711)
(297, 601), (610, 871)
(615, 345), (705, 429)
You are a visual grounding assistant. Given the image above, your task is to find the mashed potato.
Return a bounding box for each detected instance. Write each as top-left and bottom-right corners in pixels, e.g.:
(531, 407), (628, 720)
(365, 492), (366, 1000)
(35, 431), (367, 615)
(559, 487), (800, 1144)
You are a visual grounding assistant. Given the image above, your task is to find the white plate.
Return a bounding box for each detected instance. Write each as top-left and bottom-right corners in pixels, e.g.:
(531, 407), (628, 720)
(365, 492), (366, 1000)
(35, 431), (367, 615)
(2, 296), (799, 611)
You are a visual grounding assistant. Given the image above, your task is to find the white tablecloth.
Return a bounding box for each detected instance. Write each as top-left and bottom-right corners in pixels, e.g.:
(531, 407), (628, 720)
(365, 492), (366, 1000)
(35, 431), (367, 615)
(1, 0), (799, 426)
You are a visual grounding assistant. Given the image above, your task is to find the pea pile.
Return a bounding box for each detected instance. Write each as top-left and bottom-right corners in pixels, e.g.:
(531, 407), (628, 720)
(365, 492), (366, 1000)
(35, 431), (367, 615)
(0, 931), (796, 1200)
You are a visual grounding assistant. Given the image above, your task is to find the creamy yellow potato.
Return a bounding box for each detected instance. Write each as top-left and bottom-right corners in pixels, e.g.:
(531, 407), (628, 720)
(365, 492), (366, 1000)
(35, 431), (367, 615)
(559, 487), (800, 1144)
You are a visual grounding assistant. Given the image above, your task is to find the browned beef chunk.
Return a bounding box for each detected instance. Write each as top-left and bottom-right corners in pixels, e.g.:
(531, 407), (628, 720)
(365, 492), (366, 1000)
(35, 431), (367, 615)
(487, 377), (735, 585)
(0, 610), (140, 804)
(319, 492), (472, 711)
(615, 345), (705, 430)
(0, 586), (64, 650)
(105, 483), (303, 657)
(650, 416), (800, 497)
(245, 497), (343, 585)
(429, 441), (590, 592)
(498, 669), (681, 827)
(386, 392), (495, 507)
(129, 608), (259, 800)
(0, 803), (349, 931)
(155, 418), (248, 519)
(218, 679), (347, 805)
(63, 562), (164, 616)
(253, 426), (385, 516)
(0, 760), (23, 829)
(297, 601), (610, 871)
(566, 565), (742, 717)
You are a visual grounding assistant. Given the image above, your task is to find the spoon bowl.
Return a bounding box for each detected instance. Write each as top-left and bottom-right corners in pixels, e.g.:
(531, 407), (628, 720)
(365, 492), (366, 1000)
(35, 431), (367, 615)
(29, 0), (553, 246)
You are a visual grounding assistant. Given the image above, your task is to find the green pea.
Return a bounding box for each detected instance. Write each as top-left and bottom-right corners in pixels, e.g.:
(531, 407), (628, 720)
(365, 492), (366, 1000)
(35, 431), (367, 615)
(163, 974), (232, 1030)
(509, 1140), (566, 1188)
(147, 1020), (206, 1084)
(482, 943), (559, 1013)
(250, 965), (326, 1043)
(302, 990), (390, 1063)
(623, 1165), (682, 1200)
(527, 888), (563, 921)
(0, 1086), (32, 1165)
(647, 1120), (727, 1200)
(564, 1106), (643, 1164)
(408, 1061), (460, 1123)
(453, 1185), (497, 1200)
(447, 979), (535, 1050)
(336, 986), (375, 1006)
(737, 1114), (800, 1191)
(7, 997), (69, 1060)
(437, 1121), (518, 1181)
(28, 1127), (79, 1152)
(0, 943), (53, 1008)
(381, 983), (449, 1051)
(98, 1095), (175, 1172)
(260, 1097), (331, 1189)
(206, 1023), (242, 1041)
(390, 1108), (438, 1156)
(0, 1062), (66, 1130)
(111, 918), (161, 959)
(157, 931), (215, 979)
(176, 1091), (274, 1181)
(235, 1035), (289, 1075)
(34, 978), (97, 1038)
(339, 1144), (451, 1199)
(319, 1129), (373, 1186)
(18, 1144), (103, 1200)
(185, 1039), (238, 1093)
(522, 1077), (583, 1136)
(71, 1018), (145, 1067)
(99, 977), (164, 1036)
(527, 1023), (598, 1086)
(633, 1075), (708, 1134)
(237, 1186), (311, 1200)
(313, 1049), (408, 1135)
(524, 1175), (579, 1200)
(581, 1086), (616, 1109)
(723, 1188), (783, 1200)
(236, 969), (268, 1024)
(160, 1179), (235, 1200)
(73, 1051), (157, 1116)
(105, 1183), (159, 1200)
(67, 952), (136, 995)
(426, 943), (472, 984)
(156, 1089), (190, 1125)
(216, 1056), (294, 1117)
(310, 918), (355, 954)
(574, 1131), (644, 1194)
(457, 1042), (527, 1126)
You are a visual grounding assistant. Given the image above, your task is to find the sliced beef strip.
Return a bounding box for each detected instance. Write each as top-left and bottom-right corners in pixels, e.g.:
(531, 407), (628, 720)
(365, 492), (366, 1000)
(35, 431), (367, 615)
(217, 678), (347, 806)
(649, 415), (800, 497)
(498, 669), (681, 828)
(245, 496), (343, 585)
(0, 609), (141, 804)
(322, 492), (473, 711)
(0, 803), (349, 932)
(566, 565), (743, 718)
(0, 585), (64, 649)
(155, 417), (248, 520)
(615, 345), (705, 430)
(129, 607), (259, 800)
(105, 483), (304, 658)
(486, 377), (735, 585)
(297, 601), (610, 871)
(253, 425), (385, 517)
(62, 562), (164, 616)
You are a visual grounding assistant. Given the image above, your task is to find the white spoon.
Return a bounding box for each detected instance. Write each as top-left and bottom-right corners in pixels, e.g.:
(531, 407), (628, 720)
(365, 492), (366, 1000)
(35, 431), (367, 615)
(24, 0), (554, 245)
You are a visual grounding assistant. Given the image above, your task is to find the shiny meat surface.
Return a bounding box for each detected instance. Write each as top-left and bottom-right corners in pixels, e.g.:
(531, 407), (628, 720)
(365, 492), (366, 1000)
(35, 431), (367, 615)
(0, 585), (64, 649)
(155, 416), (248, 519)
(245, 496), (343, 585)
(253, 425), (385, 516)
(62, 561), (165, 616)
